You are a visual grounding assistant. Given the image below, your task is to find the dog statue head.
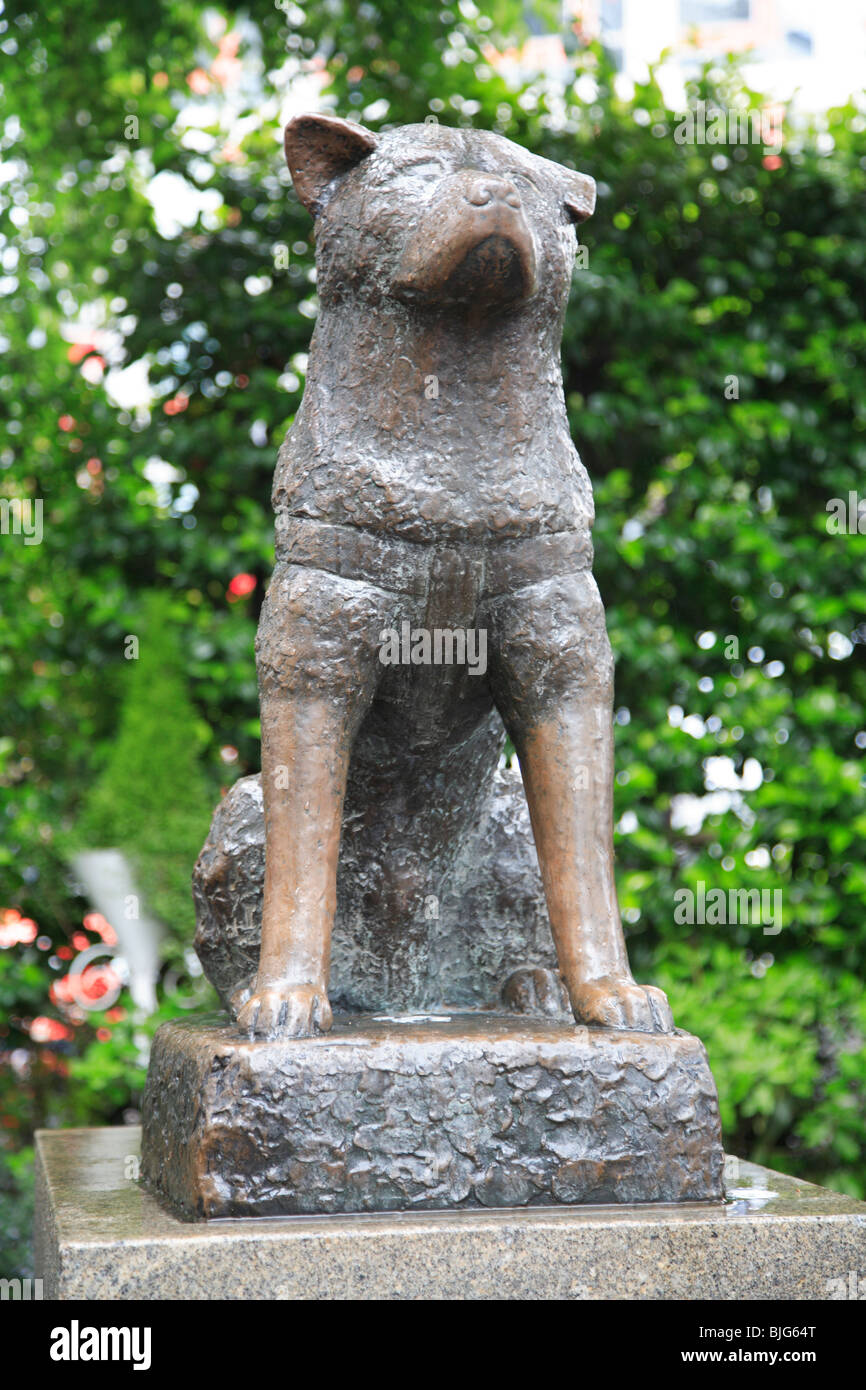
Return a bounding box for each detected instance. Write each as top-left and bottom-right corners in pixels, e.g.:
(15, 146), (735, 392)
(284, 114), (595, 317)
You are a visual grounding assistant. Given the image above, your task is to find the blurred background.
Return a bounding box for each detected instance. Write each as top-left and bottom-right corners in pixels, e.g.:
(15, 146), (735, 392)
(1, 0), (865, 1278)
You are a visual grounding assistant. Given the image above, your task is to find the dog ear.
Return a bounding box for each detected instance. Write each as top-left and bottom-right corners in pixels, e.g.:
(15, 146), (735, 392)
(560, 167), (596, 224)
(284, 113), (378, 216)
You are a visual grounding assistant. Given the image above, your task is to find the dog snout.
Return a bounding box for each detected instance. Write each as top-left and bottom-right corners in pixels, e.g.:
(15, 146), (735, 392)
(466, 176), (522, 209)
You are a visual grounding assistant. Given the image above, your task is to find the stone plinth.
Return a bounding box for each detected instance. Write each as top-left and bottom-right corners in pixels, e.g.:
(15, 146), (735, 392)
(139, 1012), (724, 1218)
(35, 1127), (866, 1300)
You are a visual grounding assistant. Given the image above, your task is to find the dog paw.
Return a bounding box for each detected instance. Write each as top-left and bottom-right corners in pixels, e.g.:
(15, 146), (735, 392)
(229, 978), (255, 1015)
(569, 975), (674, 1035)
(502, 966), (571, 1018)
(236, 982), (333, 1039)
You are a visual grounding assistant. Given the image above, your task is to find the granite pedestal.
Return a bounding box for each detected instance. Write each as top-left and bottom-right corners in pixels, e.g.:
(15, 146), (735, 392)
(139, 1012), (724, 1217)
(35, 1127), (866, 1299)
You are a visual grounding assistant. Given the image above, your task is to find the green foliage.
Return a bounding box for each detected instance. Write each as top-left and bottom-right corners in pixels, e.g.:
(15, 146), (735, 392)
(67, 591), (215, 941)
(0, 1145), (34, 1280)
(1, 0), (865, 1279)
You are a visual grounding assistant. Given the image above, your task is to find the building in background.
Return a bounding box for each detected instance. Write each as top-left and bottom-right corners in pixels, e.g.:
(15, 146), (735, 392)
(577, 0), (866, 108)
(508, 1), (866, 110)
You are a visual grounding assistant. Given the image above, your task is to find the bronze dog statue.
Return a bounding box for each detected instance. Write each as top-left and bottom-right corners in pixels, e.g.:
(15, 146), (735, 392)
(238, 113), (674, 1041)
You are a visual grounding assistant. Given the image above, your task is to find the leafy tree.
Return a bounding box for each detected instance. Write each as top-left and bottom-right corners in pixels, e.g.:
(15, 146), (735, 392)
(1, 1), (865, 1279)
(67, 590), (215, 940)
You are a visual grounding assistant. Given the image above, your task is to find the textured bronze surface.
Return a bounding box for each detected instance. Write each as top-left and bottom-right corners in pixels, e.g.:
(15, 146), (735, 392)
(141, 115), (726, 1218)
(194, 766), (568, 1014)
(140, 1015), (724, 1218)
(241, 113), (673, 1040)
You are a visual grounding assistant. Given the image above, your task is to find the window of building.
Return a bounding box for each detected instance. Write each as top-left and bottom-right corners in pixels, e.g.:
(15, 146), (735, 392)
(680, 1), (750, 22)
(785, 29), (813, 55)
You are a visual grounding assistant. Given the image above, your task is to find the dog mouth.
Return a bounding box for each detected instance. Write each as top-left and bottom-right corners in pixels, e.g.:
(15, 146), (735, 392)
(392, 196), (539, 311)
(397, 233), (536, 310)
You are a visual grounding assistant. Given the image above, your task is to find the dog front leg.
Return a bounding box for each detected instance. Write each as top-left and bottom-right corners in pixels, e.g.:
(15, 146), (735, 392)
(238, 564), (387, 1039)
(489, 570), (674, 1035)
(517, 699), (672, 1034)
(237, 692), (352, 1039)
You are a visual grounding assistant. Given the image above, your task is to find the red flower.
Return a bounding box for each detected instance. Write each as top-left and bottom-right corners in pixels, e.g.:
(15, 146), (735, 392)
(67, 342), (97, 364)
(58, 415), (76, 432)
(0, 910), (38, 948)
(762, 154), (783, 171)
(228, 572), (256, 600)
(187, 68), (211, 94)
(83, 912), (118, 946)
(50, 976), (75, 1004)
(30, 1016), (74, 1043)
(73, 963), (120, 1005)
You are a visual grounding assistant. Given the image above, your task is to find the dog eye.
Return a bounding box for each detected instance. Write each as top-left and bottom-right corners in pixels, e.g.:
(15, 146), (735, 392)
(512, 171), (540, 191)
(399, 159), (447, 178)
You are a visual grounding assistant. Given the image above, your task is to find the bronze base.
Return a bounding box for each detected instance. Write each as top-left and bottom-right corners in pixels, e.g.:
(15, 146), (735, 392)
(140, 1012), (724, 1218)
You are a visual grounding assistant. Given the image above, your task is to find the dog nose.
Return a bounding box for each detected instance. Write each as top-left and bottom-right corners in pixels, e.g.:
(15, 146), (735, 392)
(466, 176), (522, 209)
